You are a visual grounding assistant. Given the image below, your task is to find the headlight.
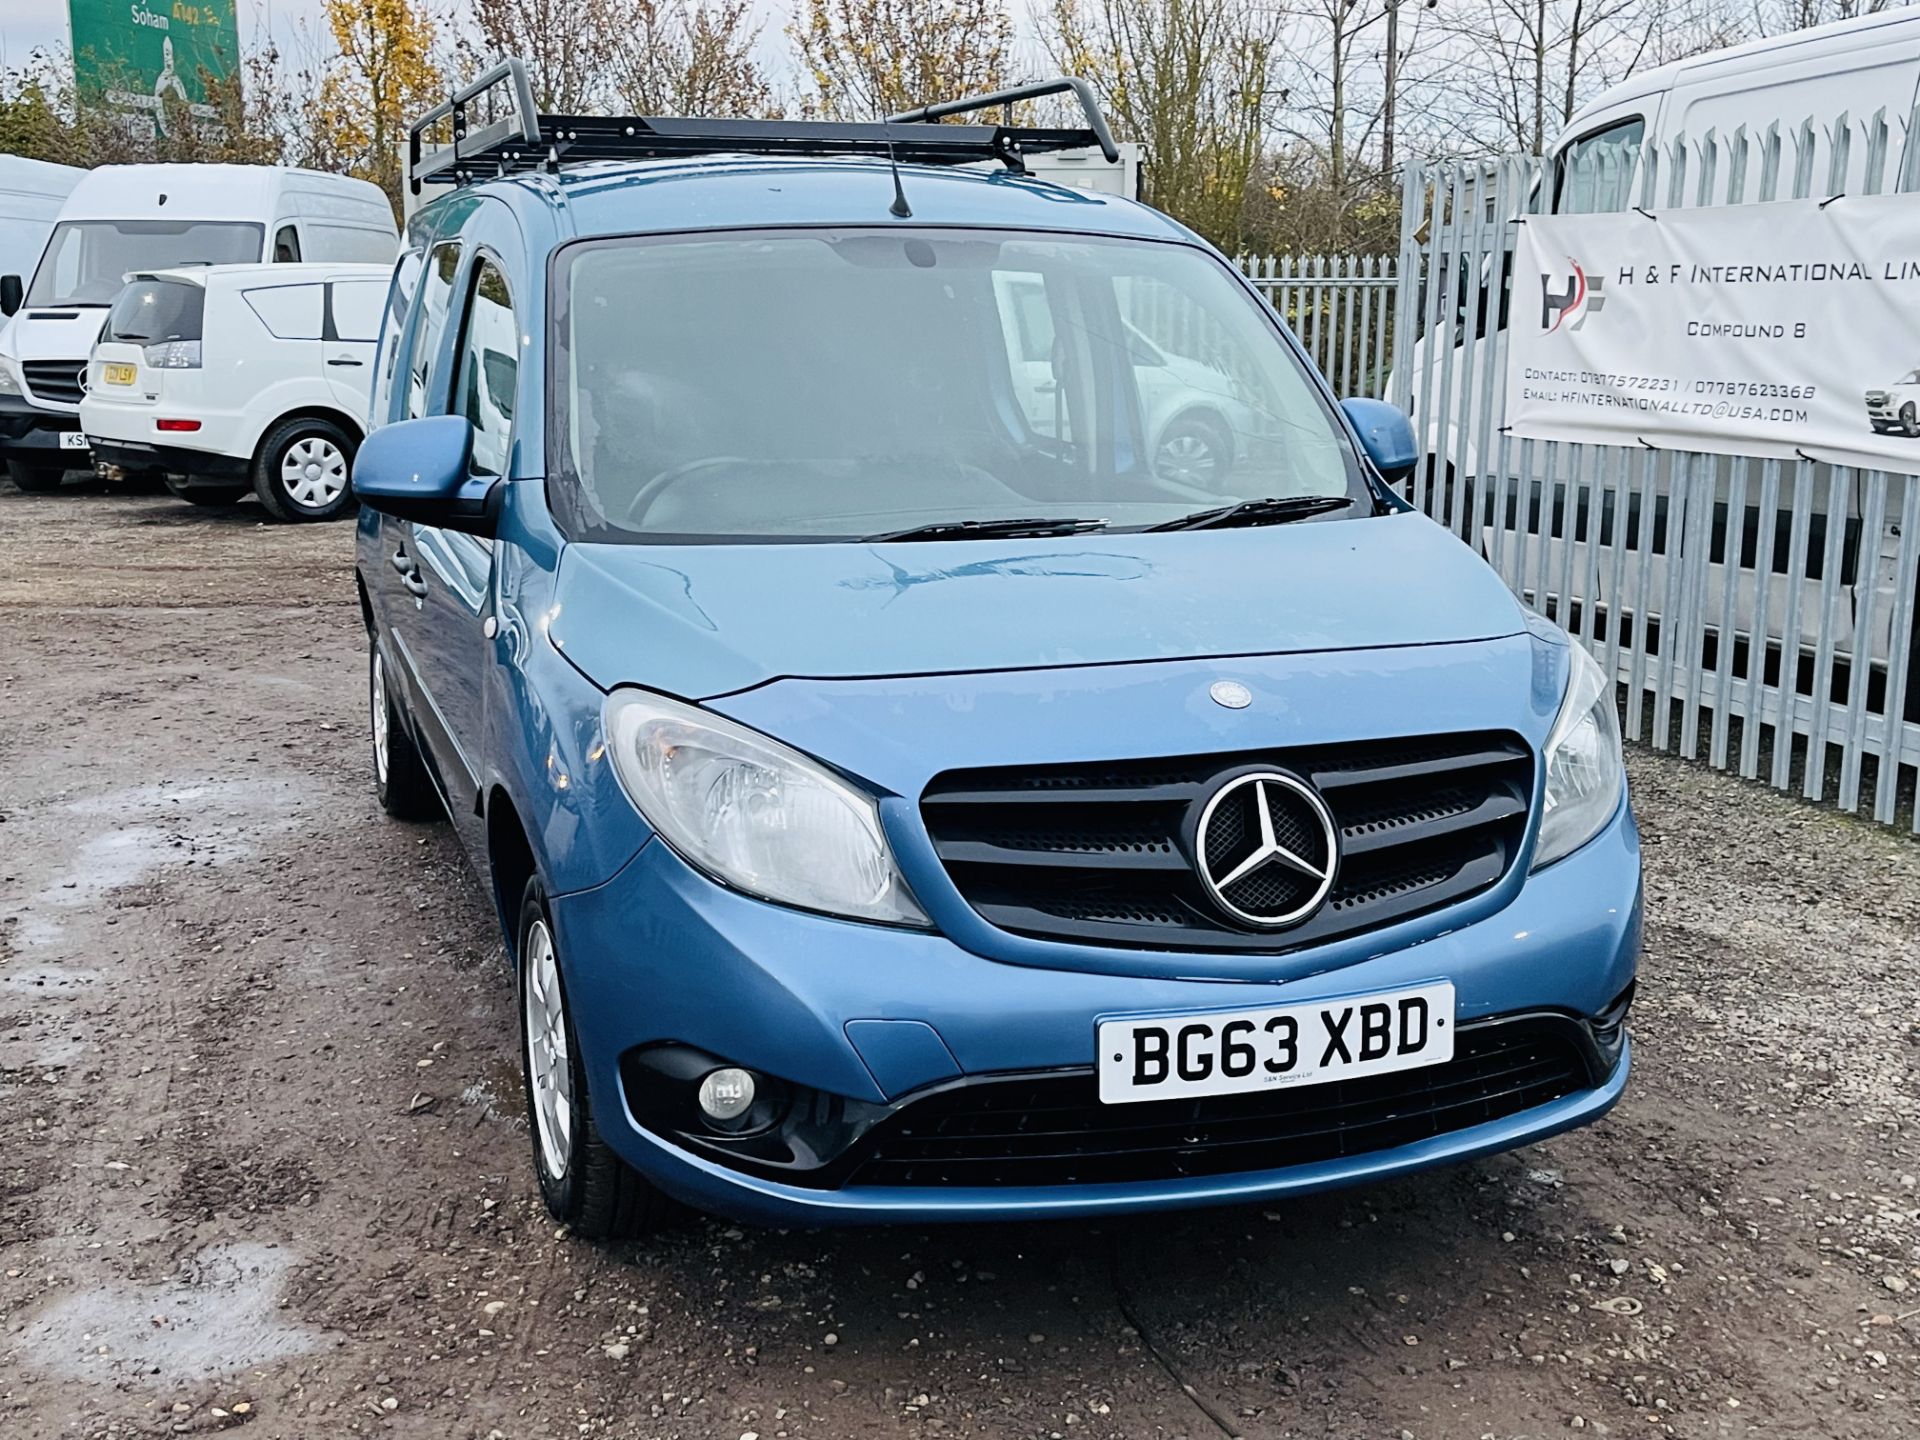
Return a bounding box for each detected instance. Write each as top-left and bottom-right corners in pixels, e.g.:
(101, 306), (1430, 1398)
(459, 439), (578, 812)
(1532, 640), (1624, 869)
(603, 689), (929, 927)
(0, 364), (18, 395)
(143, 340), (201, 369)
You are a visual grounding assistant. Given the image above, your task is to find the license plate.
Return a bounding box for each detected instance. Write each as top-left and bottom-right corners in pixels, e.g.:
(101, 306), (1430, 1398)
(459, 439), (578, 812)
(102, 362), (137, 386)
(1097, 981), (1456, 1104)
(58, 432), (89, 451)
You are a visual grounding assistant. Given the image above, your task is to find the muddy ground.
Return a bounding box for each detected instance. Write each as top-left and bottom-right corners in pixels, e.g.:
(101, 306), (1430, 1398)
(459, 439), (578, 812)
(0, 479), (1915, 1440)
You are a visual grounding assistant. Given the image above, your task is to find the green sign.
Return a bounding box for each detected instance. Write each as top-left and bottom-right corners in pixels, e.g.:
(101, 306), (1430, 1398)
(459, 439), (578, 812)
(68, 0), (239, 136)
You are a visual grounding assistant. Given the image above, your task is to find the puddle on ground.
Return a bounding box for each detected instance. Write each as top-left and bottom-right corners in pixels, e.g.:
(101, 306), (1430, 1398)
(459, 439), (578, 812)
(2, 778), (302, 950)
(10, 1242), (316, 1385)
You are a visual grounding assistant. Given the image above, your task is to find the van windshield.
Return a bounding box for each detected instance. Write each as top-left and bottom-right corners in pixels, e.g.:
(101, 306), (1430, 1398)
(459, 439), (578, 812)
(26, 220), (263, 307)
(553, 228), (1365, 542)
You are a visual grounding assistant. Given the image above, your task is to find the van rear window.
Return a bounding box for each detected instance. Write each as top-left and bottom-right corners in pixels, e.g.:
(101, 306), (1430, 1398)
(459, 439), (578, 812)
(105, 280), (204, 344)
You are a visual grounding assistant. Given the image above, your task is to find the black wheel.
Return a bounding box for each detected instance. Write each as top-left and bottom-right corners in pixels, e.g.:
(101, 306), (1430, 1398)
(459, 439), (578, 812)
(517, 877), (674, 1240)
(1903, 404), (1918, 438)
(369, 639), (442, 821)
(5, 459), (67, 493)
(164, 475), (249, 507)
(1152, 411), (1233, 489)
(253, 416), (356, 522)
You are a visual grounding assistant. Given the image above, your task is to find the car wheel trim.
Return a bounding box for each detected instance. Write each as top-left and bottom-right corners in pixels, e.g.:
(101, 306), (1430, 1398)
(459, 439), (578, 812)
(280, 435), (348, 508)
(1155, 428), (1221, 486)
(370, 649), (391, 786)
(523, 918), (574, 1183)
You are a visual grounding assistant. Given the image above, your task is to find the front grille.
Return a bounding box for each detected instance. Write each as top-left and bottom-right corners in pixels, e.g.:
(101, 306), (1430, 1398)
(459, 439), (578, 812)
(921, 732), (1532, 951)
(847, 1018), (1593, 1188)
(22, 359), (87, 405)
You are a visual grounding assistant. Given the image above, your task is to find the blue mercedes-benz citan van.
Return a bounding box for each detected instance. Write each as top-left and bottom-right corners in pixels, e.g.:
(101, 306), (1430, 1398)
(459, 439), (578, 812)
(353, 63), (1639, 1236)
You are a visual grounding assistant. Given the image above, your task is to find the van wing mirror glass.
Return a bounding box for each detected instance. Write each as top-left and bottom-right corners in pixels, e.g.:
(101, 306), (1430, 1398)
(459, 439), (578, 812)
(0, 275), (22, 317)
(1339, 397), (1418, 486)
(352, 416), (498, 536)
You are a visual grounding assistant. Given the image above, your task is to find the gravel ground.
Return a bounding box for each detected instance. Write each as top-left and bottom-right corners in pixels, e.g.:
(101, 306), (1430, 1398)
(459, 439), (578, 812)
(0, 480), (1915, 1440)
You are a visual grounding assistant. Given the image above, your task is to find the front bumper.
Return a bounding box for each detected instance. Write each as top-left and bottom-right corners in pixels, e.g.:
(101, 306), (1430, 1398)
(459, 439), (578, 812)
(0, 393), (81, 455)
(549, 795), (1641, 1226)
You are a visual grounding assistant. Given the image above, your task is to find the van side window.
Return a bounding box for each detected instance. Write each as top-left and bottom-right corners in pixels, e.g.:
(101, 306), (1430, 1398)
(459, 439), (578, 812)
(1554, 116), (1646, 213)
(373, 250), (423, 423)
(454, 258), (518, 477)
(273, 225), (302, 263)
(406, 242), (462, 421)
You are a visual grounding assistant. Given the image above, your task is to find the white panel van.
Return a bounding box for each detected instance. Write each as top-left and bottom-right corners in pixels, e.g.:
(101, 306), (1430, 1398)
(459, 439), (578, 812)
(80, 262), (392, 522)
(0, 164), (396, 493)
(0, 157), (83, 301)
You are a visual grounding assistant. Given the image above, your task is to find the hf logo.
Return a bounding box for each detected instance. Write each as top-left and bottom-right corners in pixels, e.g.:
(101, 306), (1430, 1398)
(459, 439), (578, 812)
(1540, 258), (1606, 334)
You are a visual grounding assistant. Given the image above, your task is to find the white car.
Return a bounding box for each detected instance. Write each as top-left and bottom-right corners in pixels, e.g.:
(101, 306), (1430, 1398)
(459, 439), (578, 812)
(81, 263), (391, 521)
(1865, 370), (1920, 436)
(994, 273), (1254, 490)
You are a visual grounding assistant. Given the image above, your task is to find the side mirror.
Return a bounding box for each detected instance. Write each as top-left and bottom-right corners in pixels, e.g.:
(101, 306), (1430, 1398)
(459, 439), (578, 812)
(352, 415), (498, 536)
(1340, 397), (1418, 486)
(0, 275), (22, 317)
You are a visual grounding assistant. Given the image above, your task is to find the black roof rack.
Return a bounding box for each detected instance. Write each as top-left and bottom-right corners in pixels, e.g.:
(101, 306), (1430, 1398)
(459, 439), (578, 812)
(406, 60), (1121, 196)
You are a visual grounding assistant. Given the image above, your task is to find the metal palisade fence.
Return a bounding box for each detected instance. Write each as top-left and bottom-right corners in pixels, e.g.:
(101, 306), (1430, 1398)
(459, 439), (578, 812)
(1236, 254), (1401, 401)
(1263, 110), (1920, 835)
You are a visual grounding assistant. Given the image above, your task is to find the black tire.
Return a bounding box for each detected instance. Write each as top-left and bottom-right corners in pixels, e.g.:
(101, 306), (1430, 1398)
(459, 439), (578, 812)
(252, 416), (357, 522)
(164, 475), (249, 507)
(1152, 410), (1234, 490)
(369, 639), (442, 822)
(1903, 404), (1918, 439)
(517, 877), (673, 1240)
(5, 459), (67, 493)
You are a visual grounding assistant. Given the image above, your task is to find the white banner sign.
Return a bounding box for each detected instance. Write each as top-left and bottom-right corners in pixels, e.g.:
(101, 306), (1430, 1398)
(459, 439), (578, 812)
(1506, 196), (1920, 470)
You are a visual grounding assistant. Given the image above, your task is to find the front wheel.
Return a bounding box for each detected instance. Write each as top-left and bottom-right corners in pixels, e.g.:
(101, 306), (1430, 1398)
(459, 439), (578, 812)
(518, 877), (673, 1240)
(369, 641), (442, 821)
(253, 417), (356, 522)
(5, 459), (67, 493)
(1903, 404), (1918, 438)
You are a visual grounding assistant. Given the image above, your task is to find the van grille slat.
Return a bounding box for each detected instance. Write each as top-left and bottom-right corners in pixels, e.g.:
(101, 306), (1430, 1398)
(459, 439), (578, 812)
(921, 732), (1532, 952)
(22, 359), (88, 405)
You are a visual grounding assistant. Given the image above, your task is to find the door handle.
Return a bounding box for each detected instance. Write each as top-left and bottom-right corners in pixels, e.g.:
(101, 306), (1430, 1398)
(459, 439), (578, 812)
(391, 546), (429, 598)
(328, 357), (365, 367)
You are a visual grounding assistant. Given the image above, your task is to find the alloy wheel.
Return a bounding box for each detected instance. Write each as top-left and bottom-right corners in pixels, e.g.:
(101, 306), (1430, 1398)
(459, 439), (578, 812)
(523, 919), (574, 1183)
(1155, 428), (1223, 487)
(370, 650), (390, 786)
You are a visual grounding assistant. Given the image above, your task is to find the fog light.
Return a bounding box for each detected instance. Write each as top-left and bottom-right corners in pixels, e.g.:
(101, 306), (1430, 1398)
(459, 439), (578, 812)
(697, 1067), (756, 1122)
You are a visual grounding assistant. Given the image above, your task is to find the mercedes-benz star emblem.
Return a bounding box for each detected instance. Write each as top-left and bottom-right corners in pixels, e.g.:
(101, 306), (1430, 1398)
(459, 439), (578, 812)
(1193, 770), (1339, 928)
(1209, 679), (1253, 709)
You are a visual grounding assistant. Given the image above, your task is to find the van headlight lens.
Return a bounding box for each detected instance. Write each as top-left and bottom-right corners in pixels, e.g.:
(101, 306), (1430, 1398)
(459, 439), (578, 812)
(603, 689), (929, 927)
(1532, 642), (1624, 869)
(142, 340), (201, 369)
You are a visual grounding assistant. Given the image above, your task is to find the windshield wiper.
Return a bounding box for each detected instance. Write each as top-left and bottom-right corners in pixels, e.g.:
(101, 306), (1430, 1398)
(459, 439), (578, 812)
(1146, 494), (1355, 532)
(863, 516), (1109, 543)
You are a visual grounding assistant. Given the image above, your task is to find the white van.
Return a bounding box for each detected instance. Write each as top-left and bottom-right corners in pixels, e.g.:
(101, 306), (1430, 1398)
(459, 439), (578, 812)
(0, 157), (83, 298)
(0, 163), (396, 492)
(1408, 7), (1920, 477)
(81, 262), (392, 522)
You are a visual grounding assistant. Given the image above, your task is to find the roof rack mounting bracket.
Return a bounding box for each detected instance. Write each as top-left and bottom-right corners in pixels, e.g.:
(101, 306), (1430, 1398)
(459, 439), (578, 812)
(888, 77), (1120, 165)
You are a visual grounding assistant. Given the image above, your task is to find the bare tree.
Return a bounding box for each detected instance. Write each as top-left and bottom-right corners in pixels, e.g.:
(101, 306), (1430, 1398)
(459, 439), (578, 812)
(461, 0), (621, 113)
(790, 0), (1014, 120)
(1042, 0), (1281, 251)
(615, 0), (782, 117)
